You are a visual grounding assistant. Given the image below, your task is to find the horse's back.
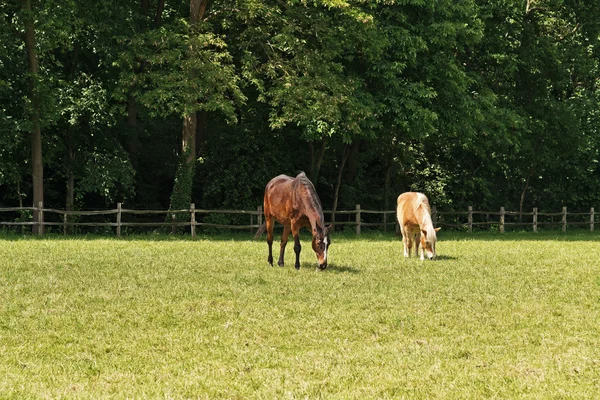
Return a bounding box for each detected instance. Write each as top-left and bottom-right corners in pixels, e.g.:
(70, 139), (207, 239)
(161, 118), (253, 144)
(264, 174), (292, 204)
(265, 173), (312, 206)
(263, 173), (321, 227)
(397, 192), (429, 228)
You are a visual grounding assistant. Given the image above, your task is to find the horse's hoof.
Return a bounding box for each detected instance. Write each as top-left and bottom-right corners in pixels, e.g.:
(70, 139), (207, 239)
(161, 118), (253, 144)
(295, 264), (300, 270)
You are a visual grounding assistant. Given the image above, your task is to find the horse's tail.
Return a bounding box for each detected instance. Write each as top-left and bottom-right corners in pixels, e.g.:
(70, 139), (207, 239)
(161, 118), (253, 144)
(254, 222), (266, 240)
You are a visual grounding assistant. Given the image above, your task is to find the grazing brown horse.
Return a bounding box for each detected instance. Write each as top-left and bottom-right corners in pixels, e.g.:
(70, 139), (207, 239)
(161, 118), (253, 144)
(396, 192), (440, 260)
(255, 172), (331, 270)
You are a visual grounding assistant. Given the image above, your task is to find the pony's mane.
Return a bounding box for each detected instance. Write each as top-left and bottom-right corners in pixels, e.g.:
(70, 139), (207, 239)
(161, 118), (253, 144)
(414, 193), (436, 239)
(294, 172), (326, 232)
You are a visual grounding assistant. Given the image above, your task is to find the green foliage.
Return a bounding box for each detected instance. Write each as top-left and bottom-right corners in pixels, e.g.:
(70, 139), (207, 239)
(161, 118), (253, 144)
(2, 0), (600, 214)
(114, 18), (244, 121)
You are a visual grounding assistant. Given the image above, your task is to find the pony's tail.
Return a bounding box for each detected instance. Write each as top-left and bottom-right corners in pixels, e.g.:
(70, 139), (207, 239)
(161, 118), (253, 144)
(254, 222), (266, 240)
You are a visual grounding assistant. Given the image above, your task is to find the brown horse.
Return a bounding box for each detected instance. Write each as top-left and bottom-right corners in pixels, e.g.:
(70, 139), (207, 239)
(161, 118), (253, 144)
(255, 172), (331, 270)
(396, 192), (440, 260)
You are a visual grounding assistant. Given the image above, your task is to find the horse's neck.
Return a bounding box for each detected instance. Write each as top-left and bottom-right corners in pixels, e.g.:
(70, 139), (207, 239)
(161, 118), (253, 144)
(307, 212), (325, 233)
(296, 184), (325, 232)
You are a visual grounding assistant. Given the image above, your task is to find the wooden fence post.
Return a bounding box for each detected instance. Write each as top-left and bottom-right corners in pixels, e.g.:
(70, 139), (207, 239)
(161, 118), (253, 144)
(499, 206), (505, 233)
(63, 212), (67, 235)
(355, 204), (361, 235)
(38, 201), (44, 236)
(533, 207), (538, 233)
(562, 206), (567, 233)
(190, 203), (196, 238)
(468, 206), (473, 233)
(591, 207), (595, 232)
(383, 212), (387, 232)
(116, 202), (122, 237)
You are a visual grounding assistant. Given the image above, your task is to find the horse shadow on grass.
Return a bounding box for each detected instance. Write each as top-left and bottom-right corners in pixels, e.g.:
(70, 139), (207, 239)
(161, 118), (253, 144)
(295, 262), (360, 274)
(433, 254), (458, 261)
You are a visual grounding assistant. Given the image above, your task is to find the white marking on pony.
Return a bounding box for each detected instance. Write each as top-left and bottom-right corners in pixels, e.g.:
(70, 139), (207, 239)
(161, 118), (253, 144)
(323, 236), (329, 261)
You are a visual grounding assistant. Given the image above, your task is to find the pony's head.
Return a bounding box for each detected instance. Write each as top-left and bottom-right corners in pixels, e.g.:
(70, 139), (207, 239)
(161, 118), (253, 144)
(312, 225), (332, 269)
(420, 227), (441, 260)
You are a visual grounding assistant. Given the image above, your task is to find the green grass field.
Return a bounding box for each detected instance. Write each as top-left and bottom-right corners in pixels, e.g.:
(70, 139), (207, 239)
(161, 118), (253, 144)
(1, 231), (599, 398)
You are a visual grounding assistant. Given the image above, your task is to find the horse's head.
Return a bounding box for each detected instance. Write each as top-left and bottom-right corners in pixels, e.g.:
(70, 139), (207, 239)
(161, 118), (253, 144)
(312, 225), (332, 269)
(420, 227), (441, 260)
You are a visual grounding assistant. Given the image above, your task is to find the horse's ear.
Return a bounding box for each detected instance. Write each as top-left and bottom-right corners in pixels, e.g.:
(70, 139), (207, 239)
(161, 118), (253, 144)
(435, 227), (441, 233)
(326, 224), (334, 234)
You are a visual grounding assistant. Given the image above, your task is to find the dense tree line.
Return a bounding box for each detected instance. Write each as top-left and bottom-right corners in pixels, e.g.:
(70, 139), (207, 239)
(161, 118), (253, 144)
(1, 0), (599, 229)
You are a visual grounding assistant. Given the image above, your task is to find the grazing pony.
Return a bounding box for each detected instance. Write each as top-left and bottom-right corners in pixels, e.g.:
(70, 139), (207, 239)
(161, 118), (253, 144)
(255, 172), (331, 270)
(396, 192), (440, 260)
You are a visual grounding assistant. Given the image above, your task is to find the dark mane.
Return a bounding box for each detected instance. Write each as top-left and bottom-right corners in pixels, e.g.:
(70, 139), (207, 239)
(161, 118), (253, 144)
(293, 172), (326, 231)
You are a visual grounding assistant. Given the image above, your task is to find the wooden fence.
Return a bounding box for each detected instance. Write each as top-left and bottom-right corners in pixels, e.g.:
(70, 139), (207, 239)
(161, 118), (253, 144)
(433, 206), (596, 234)
(0, 203), (597, 236)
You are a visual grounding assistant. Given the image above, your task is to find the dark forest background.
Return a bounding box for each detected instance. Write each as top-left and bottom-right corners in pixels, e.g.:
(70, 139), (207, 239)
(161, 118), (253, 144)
(1, 0), (600, 228)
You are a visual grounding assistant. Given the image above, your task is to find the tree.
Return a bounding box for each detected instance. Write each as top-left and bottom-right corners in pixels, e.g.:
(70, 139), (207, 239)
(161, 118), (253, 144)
(21, 0), (44, 233)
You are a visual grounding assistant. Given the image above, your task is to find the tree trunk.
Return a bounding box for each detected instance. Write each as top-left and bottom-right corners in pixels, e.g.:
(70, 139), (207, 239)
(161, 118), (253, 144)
(342, 140), (361, 184)
(182, 113), (197, 165)
(141, 0), (149, 16)
(126, 94), (140, 165)
(154, 0), (165, 26)
(308, 138), (326, 184)
(383, 164), (392, 212)
(23, 0), (44, 235)
(519, 166), (534, 222)
(331, 144), (350, 225)
(167, 0), (208, 220)
(17, 181), (23, 208)
(196, 110), (207, 157)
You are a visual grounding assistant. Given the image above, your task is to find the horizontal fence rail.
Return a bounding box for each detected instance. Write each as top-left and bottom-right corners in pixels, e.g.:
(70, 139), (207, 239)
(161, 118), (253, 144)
(0, 203), (597, 236)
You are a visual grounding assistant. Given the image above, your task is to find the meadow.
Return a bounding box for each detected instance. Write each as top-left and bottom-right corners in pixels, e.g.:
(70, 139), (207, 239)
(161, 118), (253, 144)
(1, 231), (599, 398)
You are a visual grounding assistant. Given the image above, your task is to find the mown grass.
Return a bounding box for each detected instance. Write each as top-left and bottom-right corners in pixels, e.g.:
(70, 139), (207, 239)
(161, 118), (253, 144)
(1, 231), (599, 398)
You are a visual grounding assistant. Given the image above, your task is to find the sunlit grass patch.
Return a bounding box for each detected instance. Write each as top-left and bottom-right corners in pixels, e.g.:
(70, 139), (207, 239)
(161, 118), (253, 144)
(1, 232), (599, 397)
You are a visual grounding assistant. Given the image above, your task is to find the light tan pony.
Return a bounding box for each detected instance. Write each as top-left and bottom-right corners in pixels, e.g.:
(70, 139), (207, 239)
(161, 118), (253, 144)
(396, 192), (440, 260)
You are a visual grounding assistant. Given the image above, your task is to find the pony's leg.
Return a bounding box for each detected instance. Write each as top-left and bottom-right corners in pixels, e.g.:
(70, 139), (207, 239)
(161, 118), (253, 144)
(277, 225), (291, 267)
(266, 217), (274, 266)
(416, 231), (424, 261)
(291, 225), (301, 270)
(401, 226), (410, 258)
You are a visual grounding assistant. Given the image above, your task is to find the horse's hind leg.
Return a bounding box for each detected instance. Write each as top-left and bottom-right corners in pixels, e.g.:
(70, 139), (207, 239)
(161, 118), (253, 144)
(266, 216), (275, 266)
(277, 225), (291, 267)
(401, 226), (410, 258)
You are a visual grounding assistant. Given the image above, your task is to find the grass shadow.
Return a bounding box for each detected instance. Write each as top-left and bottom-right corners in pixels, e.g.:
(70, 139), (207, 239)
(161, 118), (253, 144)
(434, 254), (459, 261)
(324, 263), (361, 274)
(295, 262), (360, 274)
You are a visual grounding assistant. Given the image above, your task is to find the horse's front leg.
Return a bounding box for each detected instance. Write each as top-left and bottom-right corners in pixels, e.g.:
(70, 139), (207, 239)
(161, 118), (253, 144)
(291, 225), (301, 270)
(278, 225), (291, 267)
(266, 217), (274, 266)
(416, 232), (424, 261)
